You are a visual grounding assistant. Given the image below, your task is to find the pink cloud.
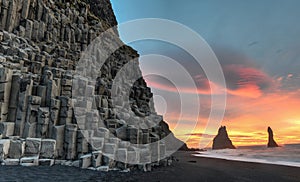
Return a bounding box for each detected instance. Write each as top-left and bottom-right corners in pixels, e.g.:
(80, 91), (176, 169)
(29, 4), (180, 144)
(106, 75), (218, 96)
(145, 64), (276, 99)
(145, 77), (219, 95)
(224, 64), (276, 98)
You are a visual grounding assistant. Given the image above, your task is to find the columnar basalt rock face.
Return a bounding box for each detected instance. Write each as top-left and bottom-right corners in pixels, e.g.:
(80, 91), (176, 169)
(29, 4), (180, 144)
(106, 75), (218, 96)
(212, 126), (236, 150)
(0, 0), (181, 170)
(267, 127), (279, 148)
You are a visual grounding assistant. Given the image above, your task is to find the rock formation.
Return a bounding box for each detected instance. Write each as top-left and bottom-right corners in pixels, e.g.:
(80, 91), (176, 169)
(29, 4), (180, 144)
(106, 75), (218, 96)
(0, 0), (183, 170)
(212, 126), (236, 150)
(267, 127), (279, 148)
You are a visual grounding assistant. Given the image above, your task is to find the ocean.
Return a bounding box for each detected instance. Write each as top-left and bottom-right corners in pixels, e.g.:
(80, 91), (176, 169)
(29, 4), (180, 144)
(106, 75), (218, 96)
(194, 144), (300, 167)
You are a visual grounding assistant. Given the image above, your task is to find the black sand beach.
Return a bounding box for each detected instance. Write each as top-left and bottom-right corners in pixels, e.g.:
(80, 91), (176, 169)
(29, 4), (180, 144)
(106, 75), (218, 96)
(1, 151), (299, 182)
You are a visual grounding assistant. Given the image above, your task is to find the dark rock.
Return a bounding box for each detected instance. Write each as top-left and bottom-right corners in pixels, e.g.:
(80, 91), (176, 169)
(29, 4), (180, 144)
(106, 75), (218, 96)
(159, 120), (189, 151)
(212, 126), (236, 150)
(86, 0), (118, 28)
(267, 127), (279, 147)
(0, 0), (183, 171)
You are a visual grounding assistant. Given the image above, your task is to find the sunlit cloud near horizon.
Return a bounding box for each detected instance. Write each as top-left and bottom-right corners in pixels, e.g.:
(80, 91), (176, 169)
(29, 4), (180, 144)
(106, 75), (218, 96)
(112, 0), (300, 148)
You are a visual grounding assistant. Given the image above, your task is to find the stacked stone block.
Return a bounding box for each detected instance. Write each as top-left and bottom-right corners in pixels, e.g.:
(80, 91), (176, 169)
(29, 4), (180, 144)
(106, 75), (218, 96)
(0, 67), (12, 122)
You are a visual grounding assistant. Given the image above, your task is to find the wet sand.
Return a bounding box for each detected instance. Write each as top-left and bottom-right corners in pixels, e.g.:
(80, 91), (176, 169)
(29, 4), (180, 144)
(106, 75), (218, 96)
(0, 151), (299, 182)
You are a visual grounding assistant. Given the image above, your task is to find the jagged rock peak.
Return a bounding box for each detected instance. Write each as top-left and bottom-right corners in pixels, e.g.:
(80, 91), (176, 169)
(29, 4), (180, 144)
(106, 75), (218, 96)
(212, 126), (236, 150)
(267, 127), (279, 148)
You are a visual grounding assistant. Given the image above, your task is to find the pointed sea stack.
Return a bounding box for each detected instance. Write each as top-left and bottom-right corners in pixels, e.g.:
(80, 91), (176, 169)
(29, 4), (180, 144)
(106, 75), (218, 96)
(267, 127), (279, 147)
(212, 126), (236, 150)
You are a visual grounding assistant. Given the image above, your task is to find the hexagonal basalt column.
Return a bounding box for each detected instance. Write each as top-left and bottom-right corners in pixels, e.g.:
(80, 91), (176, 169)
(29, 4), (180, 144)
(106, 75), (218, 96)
(64, 124), (77, 160)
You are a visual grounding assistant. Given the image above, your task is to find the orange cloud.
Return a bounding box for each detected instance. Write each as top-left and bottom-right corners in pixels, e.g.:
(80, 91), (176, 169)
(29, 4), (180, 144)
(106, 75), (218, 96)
(227, 84), (262, 98)
(144, 77), (215, 95)
(220, 90), (300, 147)
(145, 64), (276, 99)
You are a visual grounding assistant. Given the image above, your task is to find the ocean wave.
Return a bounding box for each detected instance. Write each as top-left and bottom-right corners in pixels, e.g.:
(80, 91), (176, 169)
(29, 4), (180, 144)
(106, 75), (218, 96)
(193, 144), (300, 168)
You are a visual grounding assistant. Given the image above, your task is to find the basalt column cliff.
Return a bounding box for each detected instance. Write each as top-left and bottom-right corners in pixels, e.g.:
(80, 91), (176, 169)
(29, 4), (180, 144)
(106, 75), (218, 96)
(0, 0), (184, 170)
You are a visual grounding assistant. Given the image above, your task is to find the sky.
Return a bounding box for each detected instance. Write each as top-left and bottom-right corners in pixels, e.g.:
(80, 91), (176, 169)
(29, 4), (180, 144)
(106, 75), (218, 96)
(111, 0), (300, 148)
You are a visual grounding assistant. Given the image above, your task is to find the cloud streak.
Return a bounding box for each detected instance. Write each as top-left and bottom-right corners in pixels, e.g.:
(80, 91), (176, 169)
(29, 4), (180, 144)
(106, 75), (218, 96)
(224, 64), (276, 98)
(145, 63), (277, 99)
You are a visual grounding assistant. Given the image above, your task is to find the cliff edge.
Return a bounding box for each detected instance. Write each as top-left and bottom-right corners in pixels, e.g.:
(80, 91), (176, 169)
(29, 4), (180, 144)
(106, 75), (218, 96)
(0, 0), (184, 170)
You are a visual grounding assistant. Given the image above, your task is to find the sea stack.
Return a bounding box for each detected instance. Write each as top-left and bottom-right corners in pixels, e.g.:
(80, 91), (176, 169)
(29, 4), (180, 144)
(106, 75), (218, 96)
(212, 126), (236, 150)
(267, 127), (279, 147)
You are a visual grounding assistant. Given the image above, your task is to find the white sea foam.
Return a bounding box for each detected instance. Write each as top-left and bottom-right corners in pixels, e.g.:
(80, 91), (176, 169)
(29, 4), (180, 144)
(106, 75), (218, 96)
(193, 144), (300, 167)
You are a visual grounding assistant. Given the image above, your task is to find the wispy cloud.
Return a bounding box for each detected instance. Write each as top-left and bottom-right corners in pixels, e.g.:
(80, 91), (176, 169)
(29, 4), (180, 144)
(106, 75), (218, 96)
(146, 63), (277, 99)
(224, 64), (276, 98)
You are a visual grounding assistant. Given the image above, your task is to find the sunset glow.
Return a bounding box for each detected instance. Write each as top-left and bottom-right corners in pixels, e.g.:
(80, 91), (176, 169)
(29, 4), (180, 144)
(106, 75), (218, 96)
(146, 69), (300, 148)
(112, 0), (300, 149)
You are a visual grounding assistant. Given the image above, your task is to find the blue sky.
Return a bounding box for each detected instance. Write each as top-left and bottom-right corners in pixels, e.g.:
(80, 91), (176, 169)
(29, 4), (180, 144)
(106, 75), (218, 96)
(111, 0), (300, 76)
